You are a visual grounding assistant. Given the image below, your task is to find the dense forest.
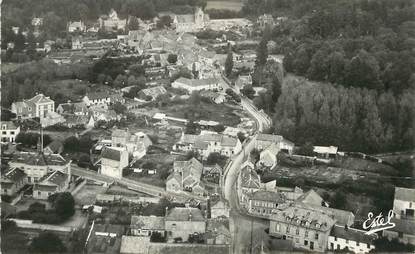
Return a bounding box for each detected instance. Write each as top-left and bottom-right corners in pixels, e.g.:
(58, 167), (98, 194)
(246, 0), (415, 153)
(271, 78), (414, 153)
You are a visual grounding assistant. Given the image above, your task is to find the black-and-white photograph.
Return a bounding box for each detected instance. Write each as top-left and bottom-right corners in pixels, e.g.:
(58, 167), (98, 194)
(0, 0), (414, 253)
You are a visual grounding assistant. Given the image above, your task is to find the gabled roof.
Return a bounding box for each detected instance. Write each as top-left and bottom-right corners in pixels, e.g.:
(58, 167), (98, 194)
(297, 190), (323, 206)
(45, 140), (63, 153)
(85, 91), (110, 100)
(11, 152), (68, 166)
(28, 94), (54, 104)
(131, 216), (165, 230)
(1, 121), (19, 130)
(240, 164), (260, 189)
(33, 184), (57, 192)
(330, 225), (375, 244)
(394, 187), (415, 202)
(256, 134), (283, 143)
(271, 202), (336, 232)
(44, 170), (68, 187)
(167, 172), (182, 184)
(248, 190), (285, 203)
(101, 147), (122, 161)
(3, 168), (26, 183)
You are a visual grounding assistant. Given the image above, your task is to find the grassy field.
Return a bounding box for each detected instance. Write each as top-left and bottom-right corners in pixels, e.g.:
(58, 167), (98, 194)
(163, 101), (243, 127)
(206, 0), (244, 11)
(73, 183), (107, 205)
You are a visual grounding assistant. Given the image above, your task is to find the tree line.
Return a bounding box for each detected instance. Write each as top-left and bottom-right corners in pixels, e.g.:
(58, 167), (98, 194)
(271, 78), (414, 153)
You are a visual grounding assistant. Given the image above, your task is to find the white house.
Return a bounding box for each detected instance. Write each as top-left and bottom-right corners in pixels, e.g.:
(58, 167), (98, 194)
(98, 9), (127, 31)
(68, 21), (86, 32)
(327, 225), (376, 254)
(210, 199), (230, 218)
(172, 77), (221, 93)
(1, 121), (20, 143)
(393, 187), (415, 219)
(172, 8), (207, 33)
(100, 147), (129, 179)
(82, 92), (111, 106)
(11, 94), (55, 120)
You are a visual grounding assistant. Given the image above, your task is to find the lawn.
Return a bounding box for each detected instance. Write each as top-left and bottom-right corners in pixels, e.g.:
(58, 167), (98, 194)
(162, 101), (243, 127)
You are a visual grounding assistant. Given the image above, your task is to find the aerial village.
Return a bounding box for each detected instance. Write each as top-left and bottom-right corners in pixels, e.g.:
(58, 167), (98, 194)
(1, 1), (414, 254)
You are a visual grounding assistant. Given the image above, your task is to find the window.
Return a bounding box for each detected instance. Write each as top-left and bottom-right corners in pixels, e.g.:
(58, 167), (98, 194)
(295, 238), (299, 243)
(398, 232), (403, 238)
(315, 233), (319, 240)
(346, 239), (349, 244)
(367, 244), (370, 248)
(286, 226), (290, 234)
(337, 244), (340, 250)
(356, 242), (359, 246)
(305, 230), (309, 238)
(334, 237), (337, 241)
(282, 235), (286, 240)
(304, 240), (308, 246)
(10, 131), (14, 135)
(2, 131), (6, 135)
(38, 191), (41, 196)
(4, 189), (7, 194)
(296, 227), (299, 235)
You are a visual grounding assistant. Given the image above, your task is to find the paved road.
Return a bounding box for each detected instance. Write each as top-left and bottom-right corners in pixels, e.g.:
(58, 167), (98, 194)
(71, 166), (207, 202)
(220, 74), (273, 253)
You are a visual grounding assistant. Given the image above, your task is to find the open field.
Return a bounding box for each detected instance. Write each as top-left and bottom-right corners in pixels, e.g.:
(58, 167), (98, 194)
(206, 0), (244, 11)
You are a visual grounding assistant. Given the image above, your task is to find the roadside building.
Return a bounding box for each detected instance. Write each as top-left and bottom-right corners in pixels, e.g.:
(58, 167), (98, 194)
(258, 143), (280, 168)
(9, 152), (71, 184)
(172, 77), (221, 93)
(210, 199), (230, 218)
(165, 207), (206, 242)
(254, 134), (294, 154)
(247, 190), (285, 217)
(269, 203), (337, 252)
(166, 158), (205, 195)
(328, 225), (376, 253)
(237, 161), (261, 205)
(0, 121), (20, 143)
(100, 147), (129, 179)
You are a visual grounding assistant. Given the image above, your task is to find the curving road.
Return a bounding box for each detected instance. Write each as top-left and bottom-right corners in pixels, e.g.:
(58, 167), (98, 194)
(220, 74), (272, 253)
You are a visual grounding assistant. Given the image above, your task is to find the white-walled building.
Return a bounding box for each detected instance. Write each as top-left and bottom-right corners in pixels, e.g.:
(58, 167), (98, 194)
(393, 187), (415, 219)
(1, 121), (20, 143)
(172, 77), (221, 93)
(327, 225), (376, 254)
(11, 94), (55, 120)
(100, 147), (129, 179)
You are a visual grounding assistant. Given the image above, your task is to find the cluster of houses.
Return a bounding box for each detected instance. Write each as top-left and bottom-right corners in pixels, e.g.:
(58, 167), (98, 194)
(93, 128), (153, 179)
(173, 132), (242, 159)
(234, 133), (415, 253)
(121, 205), (231, 253)
(8, 91), (125, 129)
(1, 150), (71, 201)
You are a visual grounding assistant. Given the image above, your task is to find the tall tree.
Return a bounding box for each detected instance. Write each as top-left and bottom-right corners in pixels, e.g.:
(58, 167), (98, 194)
(225, 46), (233, 77)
